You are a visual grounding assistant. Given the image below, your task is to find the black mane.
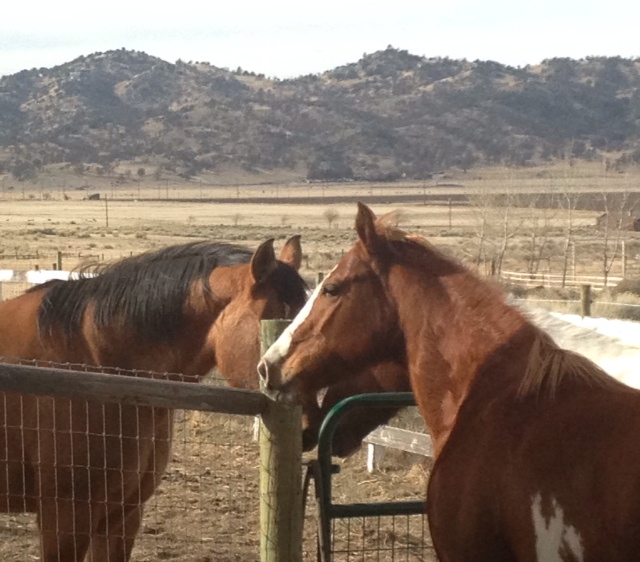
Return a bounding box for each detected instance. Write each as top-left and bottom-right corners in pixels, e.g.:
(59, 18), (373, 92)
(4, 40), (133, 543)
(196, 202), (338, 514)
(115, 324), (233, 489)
(37, 241), (307, 343)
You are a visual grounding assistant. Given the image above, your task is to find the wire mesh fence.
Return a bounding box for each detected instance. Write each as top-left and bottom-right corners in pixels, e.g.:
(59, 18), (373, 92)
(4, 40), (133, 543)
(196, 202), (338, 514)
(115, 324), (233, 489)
(0, 359), (320, 561)
(329, 513), (433, 562)
(0, 406), (264, 561)
(0, 281), (31, 302)
(0, 359), (441, 561)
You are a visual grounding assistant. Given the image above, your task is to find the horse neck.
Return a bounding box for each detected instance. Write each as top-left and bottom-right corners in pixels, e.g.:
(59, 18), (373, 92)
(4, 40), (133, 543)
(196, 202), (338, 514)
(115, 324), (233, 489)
(181, 267), (257, 380)
(389, 268), (534, 456)
(89, 283), (227, 380)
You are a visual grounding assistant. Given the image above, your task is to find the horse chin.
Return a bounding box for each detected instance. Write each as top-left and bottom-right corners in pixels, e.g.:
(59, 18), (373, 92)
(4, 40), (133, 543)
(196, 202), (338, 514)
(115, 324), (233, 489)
(275, 389), (299, 405)
(263, 380), (301, 405)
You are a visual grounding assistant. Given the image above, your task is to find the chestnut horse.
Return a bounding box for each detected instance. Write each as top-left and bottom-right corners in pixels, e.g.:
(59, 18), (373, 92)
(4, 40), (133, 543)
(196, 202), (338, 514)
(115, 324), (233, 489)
(260, 203), (640, 562)
(0, 236), (307, 562)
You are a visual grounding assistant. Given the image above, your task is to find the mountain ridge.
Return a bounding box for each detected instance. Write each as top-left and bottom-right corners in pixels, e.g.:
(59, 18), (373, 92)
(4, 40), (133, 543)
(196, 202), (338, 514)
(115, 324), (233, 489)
(1, 47), (639, 184)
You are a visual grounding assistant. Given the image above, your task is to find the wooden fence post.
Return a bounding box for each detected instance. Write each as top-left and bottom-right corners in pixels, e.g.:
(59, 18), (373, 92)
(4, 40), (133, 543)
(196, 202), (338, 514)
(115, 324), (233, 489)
(259, 320), (303, 562)
(581, 284), (592, 317)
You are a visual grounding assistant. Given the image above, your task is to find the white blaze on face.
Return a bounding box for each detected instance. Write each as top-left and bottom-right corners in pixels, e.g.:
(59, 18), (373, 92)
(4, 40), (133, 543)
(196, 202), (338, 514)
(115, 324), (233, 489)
(261, 272), (330, 365)
(532, 493), (584, 562)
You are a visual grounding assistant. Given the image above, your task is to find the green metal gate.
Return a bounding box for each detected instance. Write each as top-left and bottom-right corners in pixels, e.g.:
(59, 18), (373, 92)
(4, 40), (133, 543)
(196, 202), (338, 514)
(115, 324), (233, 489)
(304, 393), (431, 561)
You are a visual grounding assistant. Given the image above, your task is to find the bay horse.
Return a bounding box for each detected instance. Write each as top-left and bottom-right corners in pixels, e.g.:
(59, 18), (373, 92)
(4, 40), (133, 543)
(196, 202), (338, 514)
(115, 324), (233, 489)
(0, 236), (307, 562)
(260, 202), (640, 562)
(305, 361), (410, 457)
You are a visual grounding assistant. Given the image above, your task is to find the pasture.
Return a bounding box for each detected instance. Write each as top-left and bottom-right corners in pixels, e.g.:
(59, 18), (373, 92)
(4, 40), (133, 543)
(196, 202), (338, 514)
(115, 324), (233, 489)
(1, 161), (640, 560)
(3, 160), (640, 286)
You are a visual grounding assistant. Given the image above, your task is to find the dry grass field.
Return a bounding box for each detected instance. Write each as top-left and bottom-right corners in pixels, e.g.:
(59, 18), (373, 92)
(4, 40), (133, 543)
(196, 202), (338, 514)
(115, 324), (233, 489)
(4, 160), (639, 282)
(1, 161), (640, 560)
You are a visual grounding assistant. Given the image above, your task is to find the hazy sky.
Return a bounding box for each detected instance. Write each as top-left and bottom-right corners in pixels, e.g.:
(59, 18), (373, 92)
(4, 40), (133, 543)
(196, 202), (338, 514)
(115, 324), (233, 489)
(2, 0), (639, 79)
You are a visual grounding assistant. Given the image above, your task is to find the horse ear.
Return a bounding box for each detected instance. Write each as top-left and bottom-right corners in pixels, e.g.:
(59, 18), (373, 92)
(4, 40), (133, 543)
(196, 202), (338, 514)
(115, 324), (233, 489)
(355, 202), (387, 255)
(251, 239), (277, 283)
(278, 235), (302, 271)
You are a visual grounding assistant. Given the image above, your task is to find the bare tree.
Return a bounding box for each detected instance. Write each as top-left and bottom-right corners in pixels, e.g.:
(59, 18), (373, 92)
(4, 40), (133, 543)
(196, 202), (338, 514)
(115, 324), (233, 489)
(599, 191), (633, 286)
(557, 185), (581, 288)
(323, 208), (339, 228)
(468, 187), (523, 276)
(467, 188), (494, 268)
(520, 193), (556, 275)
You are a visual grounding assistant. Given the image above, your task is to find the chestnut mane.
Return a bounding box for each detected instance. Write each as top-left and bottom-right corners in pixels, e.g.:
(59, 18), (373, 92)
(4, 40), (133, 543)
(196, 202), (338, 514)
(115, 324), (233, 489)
(518, 329), (624, 399)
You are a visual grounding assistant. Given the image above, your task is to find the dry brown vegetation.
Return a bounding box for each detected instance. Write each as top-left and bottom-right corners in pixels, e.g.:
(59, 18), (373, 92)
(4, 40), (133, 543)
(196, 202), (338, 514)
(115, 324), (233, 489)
(2, 161), (640, 290)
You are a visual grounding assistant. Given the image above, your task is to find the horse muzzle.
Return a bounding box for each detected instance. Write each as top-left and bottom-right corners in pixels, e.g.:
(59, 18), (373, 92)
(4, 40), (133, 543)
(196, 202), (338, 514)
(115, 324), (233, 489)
(258, 355), (299, 404)
(257, 358), (292, 402)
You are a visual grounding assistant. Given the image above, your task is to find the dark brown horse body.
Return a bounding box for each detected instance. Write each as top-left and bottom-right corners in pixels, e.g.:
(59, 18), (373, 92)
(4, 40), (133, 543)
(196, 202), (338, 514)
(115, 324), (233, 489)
(0, 237), (307, 562)
(260, 203), (640, 562)
(308, 361), (410, 457)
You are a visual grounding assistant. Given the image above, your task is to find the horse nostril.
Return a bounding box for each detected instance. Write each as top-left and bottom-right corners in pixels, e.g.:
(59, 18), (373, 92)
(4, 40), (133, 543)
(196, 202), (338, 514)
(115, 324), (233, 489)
(257, 360), (269, 384)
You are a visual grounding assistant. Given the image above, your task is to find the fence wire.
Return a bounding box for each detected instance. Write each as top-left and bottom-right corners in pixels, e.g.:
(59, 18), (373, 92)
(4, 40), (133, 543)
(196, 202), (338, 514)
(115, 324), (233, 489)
(0, 413), (264, 561)
(330, 514), (432, 562)
(1, 358), (440, 561)
(0, 360), (298, 561)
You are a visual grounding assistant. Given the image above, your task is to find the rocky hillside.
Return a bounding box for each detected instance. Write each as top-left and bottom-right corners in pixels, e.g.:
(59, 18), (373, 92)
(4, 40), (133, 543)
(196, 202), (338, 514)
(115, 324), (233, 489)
(1, 47), (639, 183)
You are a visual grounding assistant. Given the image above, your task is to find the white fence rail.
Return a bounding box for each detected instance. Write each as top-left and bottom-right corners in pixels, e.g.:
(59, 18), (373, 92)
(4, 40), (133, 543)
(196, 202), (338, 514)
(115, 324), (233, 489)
(364, 426), (433, 472)
(0, 269), (92, 301)
(499, 271), (623, 291)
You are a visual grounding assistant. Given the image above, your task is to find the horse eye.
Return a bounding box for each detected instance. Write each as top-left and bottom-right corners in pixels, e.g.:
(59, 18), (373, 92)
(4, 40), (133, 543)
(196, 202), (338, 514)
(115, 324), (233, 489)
(322, 283), (340, 297)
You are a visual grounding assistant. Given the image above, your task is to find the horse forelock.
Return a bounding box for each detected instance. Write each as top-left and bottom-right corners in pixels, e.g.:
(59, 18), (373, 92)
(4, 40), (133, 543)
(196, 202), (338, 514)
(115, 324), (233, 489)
(37, 242), (256, 343)
(517, 329), (623, 400)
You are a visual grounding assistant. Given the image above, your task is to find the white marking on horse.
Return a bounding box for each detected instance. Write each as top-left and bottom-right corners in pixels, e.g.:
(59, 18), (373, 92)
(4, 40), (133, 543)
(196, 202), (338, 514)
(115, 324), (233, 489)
(261, 271), (332, 364)
(532, 493), (584, 562)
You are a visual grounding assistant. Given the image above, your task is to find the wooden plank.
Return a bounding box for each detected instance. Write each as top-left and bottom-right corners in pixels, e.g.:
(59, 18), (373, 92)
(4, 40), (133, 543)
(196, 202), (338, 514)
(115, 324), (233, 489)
(0, 362), (267, 416)
(364, 426), (433, 457)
